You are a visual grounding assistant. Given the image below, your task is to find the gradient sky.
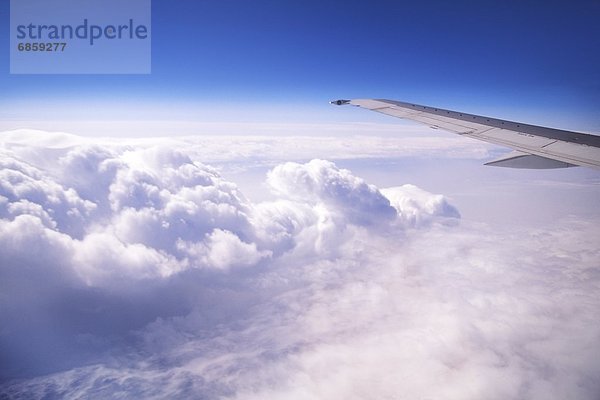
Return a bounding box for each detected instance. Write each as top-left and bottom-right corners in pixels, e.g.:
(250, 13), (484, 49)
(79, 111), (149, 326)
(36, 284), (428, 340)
(1, 0), (600, 132)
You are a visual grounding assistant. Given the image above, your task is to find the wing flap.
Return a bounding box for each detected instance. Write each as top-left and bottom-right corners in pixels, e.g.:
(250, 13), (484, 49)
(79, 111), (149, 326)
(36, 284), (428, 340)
(484, 151), (575, 169)
(474, 128), (557, 148)
(540, 141), (600, 168)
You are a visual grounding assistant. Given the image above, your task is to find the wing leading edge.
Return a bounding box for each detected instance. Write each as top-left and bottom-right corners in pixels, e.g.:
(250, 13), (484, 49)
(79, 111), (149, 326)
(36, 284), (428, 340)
(331, 99), (600, 170)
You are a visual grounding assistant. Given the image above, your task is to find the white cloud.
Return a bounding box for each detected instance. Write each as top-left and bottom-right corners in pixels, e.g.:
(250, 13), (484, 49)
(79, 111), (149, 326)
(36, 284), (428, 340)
(1, 128), (494, 165)
(0, 153), (96, 237)
(382, 184), (460, 227)
(0, 130), (598, 400)
(177, 229), (271, 271)
(267, 159), (398, 226)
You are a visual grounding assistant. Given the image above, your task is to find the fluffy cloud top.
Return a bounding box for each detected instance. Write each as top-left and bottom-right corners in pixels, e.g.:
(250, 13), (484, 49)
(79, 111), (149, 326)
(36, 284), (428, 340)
(0, 131), (598, 400)
(267, 159), (397, 226)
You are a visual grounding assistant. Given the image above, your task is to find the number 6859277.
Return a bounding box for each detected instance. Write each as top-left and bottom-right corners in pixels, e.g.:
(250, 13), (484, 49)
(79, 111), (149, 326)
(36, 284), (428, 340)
(17, 42), (67, 51)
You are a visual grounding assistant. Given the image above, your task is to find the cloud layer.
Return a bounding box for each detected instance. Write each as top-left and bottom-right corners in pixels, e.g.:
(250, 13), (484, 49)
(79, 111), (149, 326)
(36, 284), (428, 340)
(0, 130), (598, 400)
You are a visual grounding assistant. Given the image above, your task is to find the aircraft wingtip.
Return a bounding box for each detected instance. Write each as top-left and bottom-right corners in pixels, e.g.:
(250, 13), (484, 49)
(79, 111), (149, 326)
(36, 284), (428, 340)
(330, 99), (351, 106)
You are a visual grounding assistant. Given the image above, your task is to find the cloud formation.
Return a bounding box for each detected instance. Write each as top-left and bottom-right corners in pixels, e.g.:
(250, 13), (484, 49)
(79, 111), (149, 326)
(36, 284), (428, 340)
(0, 130), (598, 400)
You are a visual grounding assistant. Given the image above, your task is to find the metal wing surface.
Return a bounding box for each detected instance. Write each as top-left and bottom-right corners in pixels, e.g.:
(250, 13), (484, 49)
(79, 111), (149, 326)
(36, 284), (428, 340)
(332, 99), (600, 169)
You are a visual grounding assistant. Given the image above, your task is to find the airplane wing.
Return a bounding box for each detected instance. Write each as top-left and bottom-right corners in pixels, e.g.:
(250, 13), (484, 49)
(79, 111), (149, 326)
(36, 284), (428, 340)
(331, 99), (600, 169)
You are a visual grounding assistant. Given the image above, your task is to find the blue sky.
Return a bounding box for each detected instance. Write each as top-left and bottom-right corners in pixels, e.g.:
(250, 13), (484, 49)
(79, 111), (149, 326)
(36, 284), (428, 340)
(1, 0), (600, 131)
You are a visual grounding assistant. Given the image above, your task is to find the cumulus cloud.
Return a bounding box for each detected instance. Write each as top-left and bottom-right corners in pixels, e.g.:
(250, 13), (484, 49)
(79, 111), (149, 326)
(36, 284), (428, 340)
(0, 130), (599, 400)
(0, 155), (96, 237)
(382, 184), (460, 227)
(177, 229), (271, 271)
(267, 159), (397, 226)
